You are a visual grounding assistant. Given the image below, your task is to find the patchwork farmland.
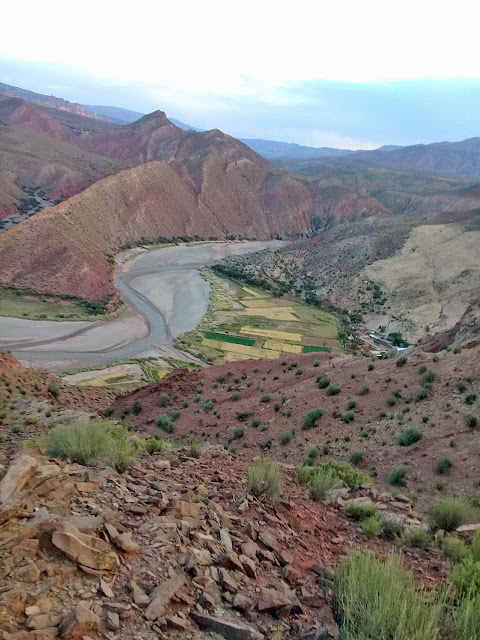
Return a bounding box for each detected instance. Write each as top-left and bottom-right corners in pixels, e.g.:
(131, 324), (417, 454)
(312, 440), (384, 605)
(176, 270), (342, 364)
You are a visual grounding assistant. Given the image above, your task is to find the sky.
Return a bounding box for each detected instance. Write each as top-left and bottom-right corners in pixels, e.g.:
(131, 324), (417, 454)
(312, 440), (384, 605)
(2, 0), (480, 149)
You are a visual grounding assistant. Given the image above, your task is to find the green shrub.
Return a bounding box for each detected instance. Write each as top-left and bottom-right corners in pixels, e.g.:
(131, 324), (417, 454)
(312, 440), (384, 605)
(251, 418), (261, 428)
(334, 551), (443, 640)
(302, 407), (325, 430)
(47, 420), (136, 473)
(327, 382), (342, 396)
(349, 451), (363, 466)
(346, 503), (378, 521)
(415, 386), (431, 402)
(280, 430), (294, 446)
(230, 393), (240, 401)
(102, 407), (114, 418)
(421, 369), (437, 385)
(307, 446), (318, 461)
(435, 457), (453, 475)
(465, 394), (477, 406)
(260, 394), (271, 403)
(48, 383), (60, 398)
(316, 374), (330, 389)
(403, 527), (430, 549)
(189, 439), (202, 458)
(343, 410), (355, 423)
(357, 384), (370, 396)
(246, 457), (282, 499)
(307, 468), (339, 501)
(389, 465), (407, 486)
(456, 380), (467, 393)
(428, 497), (474, 532)
(157, 392), (169, 407)
(157, 415), (174, 433)
(442, 535), (469, 563)
(347, 399), (358, 410)
(386, 395), (397, 406)
(204, 399), (214, 412)
(380, 515), (405, 541)
(466, 415), (478, 429)
(452, 558), (480, 595)
(132, 400), (142, 415)
(362, 515), (381, 538)
(145, 437), (166, 454)
(396, 355), (408, 367)
(322, 460), (371, 488)
(472, 531), (480, 561)
(233, 427), (244, 439)
(397, 428), (423, 446)
(454, 590), (480, 640)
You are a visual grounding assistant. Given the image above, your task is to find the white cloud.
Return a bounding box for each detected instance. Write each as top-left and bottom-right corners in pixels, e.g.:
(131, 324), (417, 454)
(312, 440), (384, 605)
(3, 0), (480, 103)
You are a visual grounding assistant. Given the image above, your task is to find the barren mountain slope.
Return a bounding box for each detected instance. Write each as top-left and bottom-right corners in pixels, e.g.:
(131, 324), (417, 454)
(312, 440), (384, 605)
(364, 222), (480, 341)
(0, 158), (314, 299)
(0, 124), (122, 214)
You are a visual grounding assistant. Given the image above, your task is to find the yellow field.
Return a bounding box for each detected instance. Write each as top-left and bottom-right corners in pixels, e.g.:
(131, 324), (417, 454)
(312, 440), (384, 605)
(219, 342), (281, 359)
(224, 351), (261, 362)
(202, 337), (222, 349)
(241, 298), (292, 309)
(241, 286), (264, 298)
(157, 369), (169, 379)
(242, 308), (299, 321)
(263, 340), (302, 354)
(239, 328), (303, 342)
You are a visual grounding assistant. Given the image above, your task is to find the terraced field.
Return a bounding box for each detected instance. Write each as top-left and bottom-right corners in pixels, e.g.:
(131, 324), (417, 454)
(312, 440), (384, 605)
(176, 273), (342, 364)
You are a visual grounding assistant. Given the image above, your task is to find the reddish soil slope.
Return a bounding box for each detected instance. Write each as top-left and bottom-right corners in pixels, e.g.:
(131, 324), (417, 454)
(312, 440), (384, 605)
(112, 347), (480, 514)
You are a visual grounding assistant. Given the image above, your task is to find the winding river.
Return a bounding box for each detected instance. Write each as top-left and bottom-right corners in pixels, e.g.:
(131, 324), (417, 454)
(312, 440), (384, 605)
(0, 241), (284, 372)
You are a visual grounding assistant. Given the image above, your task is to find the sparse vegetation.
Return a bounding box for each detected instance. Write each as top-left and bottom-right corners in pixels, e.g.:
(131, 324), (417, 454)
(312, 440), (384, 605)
(326, 382), (341, 396)
(357, 384), (370, 396)
(302, 407), (325, 430)
(349, 451), (364, 466)
(435, 457), (453, 475)
(362, 515), (381, 538)
(346, 503), (378, 520)
(156, 415), (174, 433)
(397, 428), (423, 447)
(246, 457), (282, 499)
(428, 497), (474, 532)
(389, 465), (407, 486)
(47, 420), (136, 473)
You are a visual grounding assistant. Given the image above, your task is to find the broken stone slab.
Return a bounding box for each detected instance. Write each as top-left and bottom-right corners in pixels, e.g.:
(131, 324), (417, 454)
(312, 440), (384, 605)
(130, 579), (150, 606)
(145, 572), (188, 621)
(51, 521), (118, 572)
(220, 527), (233, 552)
(115, 531), (140, 553)
(457, 523), (480, 535)
(0, 455), (39, 504)
(257, 588), (302, 615)
(58, 602), (100, 640)
(215, 551), (244, 572)
(258, 529), (278, 552)
(191, 611), (264, 640)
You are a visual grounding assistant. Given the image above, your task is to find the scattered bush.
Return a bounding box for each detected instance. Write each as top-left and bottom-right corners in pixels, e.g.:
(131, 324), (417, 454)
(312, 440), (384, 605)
(466, 415), (478, 429)
(260, 394), (271, 403)
(362, 516), (381, 538)
(428, 497), (474, 532)
(232, 427), (244, 440)
(156, 415), (174, 433)
(397, 428), (423, 447)
(435, 457), (453, 475)
(357, 384), (370, 396)
(280, 430), (294, 446)
(230, 393), (240, 401)
(465, 394), (477, 406)
(396, 356), (408, 367)
(246, 457), (282, 499)
(303, 407), (325, 430)
(189, 439), (202, 458)
(380, 515), (405, 541)
(316, 373), (330, 389)
(48, 383), (60, 398)
(403, 527), (430, 550)
(421, 369), (437, 385)
(307, 468), (339, 501)
(204, 400), (214, 412)
(389, 465), (407, 486)
(327, 382), (342, 396)
(343, 410), (355, 423)
(334, 551), (443, 640)
(132, 400), (142, 415)
(251, 418), (261, 428)
(47, 421), (136, 472)
(349, 451), (364, 466)
(157, 392), (169, 407)
(145, 437), (166, 454)
(442, 535), (469, 563)
(452, 558), (480, 595)
(346, 503), (378, 521)
(322, 460), (371, 488)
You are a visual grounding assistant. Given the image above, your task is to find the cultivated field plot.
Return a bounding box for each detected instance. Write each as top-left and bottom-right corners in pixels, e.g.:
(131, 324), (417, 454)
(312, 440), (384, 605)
(176, 270), (342, 364)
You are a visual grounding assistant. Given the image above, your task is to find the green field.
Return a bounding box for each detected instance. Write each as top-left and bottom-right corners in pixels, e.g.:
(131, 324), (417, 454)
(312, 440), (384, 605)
(0, 291), (121, 322)
(175, 268), (342, 364)
(204, 332), (255, 346)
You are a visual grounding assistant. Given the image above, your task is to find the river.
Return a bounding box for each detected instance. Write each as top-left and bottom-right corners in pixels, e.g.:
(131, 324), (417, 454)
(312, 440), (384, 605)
(0, 241), (284, 372)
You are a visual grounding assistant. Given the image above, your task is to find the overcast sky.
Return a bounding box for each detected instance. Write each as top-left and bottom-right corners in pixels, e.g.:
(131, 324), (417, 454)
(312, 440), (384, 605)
(2, 0), (480, 149)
